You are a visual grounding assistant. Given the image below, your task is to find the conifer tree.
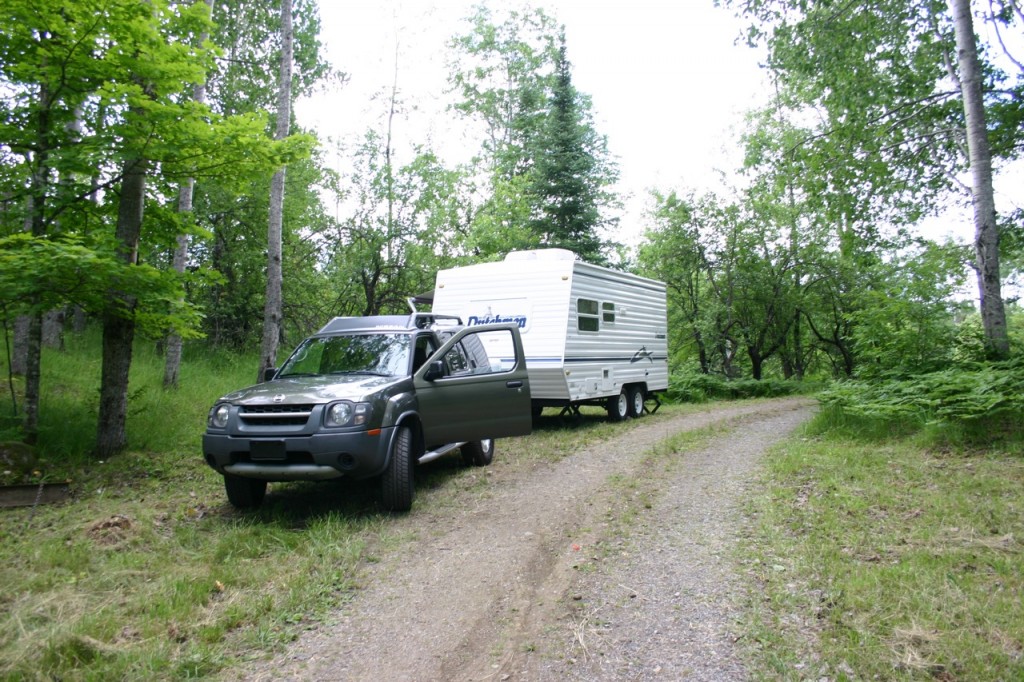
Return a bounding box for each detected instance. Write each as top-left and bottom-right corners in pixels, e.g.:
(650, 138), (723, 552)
(527, 35), (614, 264)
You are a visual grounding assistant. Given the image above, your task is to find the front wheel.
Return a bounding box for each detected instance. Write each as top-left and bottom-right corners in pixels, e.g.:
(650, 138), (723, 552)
(224, 474), (267, 509)
(381, 425), (414, 512)
(461, 438), (495, 466)
(607, 390), (629, 422)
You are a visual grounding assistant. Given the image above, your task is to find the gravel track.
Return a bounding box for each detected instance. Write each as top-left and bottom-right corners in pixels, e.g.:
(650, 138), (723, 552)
(236, 397), (814, 682)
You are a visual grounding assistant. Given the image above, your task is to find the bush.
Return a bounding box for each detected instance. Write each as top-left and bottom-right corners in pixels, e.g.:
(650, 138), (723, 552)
(815, 357), (1024, 446)
(666, 371), (806, 403)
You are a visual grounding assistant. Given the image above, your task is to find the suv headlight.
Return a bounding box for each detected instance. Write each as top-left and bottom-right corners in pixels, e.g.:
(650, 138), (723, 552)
(208, 403), (231, 429)
(325, 401), (370, 428)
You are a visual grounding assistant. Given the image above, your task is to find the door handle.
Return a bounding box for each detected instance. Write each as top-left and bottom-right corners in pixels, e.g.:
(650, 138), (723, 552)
(506, 380), (524, 389)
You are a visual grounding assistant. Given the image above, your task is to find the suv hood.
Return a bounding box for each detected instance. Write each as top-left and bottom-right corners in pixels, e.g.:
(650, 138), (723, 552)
(219, 374), (406, 405)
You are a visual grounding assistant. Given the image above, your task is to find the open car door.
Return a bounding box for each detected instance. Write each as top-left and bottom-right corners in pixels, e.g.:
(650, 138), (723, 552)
(413, 323), (531, 447)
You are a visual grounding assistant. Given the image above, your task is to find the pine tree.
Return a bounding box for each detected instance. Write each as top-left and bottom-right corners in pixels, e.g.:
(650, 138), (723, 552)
(527, 35), (615, 264)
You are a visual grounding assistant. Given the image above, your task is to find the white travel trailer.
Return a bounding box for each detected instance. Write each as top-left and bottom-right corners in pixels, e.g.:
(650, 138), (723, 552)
(431, 249), (669, 420)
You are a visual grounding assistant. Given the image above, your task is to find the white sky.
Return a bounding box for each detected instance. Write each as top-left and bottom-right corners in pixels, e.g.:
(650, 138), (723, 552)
(297, 0), (1023, 256)
(297, 0), (769, 243)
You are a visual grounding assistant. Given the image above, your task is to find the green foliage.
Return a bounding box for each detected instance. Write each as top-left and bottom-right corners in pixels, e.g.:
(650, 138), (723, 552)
(0, 0), (313, 337)
(526, 36), (618, 263)
(722, 0), (1021, 357)
(323, 131), (470, 318)
(449, 6), (618, 262)
(667, 370), (806, 403)
(0, 233), (204, 339)
(816, 357), (1024, 446)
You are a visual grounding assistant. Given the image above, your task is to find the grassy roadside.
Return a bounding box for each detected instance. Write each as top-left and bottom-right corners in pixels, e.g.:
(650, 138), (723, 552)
(0, 331), (677, 680)
(739, 415), (1024, 680)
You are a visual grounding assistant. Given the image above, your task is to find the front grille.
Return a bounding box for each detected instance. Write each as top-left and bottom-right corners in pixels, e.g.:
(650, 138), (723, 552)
(239, 404), (314, 427)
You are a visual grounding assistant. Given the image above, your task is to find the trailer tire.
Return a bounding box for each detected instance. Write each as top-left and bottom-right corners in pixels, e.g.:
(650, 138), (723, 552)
(628, 386), (645, 418)
(607, 390), (629, 422)
(224, 474), (267, 509)
(381, 426), (414, 512)
(461, 438), (494, 466)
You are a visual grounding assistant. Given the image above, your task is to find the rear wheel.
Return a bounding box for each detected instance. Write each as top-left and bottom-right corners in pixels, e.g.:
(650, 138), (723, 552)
(628, 386), (645, 418)
(461, 438), (495, 466)
(607, 389), (629, 422)
(381, 425), (414, 512)
(224, 474), (267, 509)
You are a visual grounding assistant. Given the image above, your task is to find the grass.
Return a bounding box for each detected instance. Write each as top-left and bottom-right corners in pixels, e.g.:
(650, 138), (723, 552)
(4, 331), (1023, 679)
(0, 330), (675, 680)
(739, 415), (1024, 680)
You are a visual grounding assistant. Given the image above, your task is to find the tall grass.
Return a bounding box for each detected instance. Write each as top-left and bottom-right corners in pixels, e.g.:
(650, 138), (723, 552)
(3, 329), (257, 476)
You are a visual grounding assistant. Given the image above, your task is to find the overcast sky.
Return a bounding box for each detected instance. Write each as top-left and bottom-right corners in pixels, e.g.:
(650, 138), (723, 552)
(296, 0), (768, 241)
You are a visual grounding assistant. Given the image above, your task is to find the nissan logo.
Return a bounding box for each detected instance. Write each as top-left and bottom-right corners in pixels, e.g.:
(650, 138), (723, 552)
(273, 394), (286, 403)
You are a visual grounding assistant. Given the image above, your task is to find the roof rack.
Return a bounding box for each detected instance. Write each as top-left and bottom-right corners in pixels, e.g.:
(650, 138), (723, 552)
(408, 313), (462, 329)
(316, 313), (463, 335)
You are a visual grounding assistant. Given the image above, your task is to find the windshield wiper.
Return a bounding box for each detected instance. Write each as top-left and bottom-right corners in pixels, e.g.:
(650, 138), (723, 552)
(328, 369), (390, 377)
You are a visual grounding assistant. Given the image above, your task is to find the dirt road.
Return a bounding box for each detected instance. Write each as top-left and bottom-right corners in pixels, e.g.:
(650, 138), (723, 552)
(237, 398), (814, 681)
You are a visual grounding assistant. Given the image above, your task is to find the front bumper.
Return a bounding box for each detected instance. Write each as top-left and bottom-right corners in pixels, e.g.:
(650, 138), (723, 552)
(202, 426), (395, 482)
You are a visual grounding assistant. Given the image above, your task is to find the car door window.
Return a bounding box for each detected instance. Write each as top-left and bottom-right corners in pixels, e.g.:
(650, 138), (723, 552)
(412, 334), (437, 374)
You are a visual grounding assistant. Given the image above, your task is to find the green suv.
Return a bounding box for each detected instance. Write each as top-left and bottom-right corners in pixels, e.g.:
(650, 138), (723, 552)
(202, 314), (532, 511)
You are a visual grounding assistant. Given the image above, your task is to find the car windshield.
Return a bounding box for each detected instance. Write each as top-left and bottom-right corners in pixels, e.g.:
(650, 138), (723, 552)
(278, 333), (411, 378)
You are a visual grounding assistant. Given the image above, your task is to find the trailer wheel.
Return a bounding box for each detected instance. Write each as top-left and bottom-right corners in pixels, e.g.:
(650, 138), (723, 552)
(381, 426), (414, 512)
(224, 474), (267, 509)
(607, 390), (629, 422)
(461, 438), (494, 466)
(628, 386), (645, 418)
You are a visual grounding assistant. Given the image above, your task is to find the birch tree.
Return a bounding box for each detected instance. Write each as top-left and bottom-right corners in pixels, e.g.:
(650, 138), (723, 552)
(164, 0), (213, 390)
(258, 0), (293, 381)
(950, 0), (1009, 357)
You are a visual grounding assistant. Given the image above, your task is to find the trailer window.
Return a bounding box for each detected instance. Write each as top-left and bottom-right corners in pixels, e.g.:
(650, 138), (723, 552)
(578, 298), (600, 332)
(602, 302), (615, 324)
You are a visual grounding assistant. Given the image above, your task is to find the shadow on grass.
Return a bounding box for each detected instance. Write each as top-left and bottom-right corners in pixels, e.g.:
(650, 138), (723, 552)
(213, 409), (617, 525)
(222, 451), (478, 526)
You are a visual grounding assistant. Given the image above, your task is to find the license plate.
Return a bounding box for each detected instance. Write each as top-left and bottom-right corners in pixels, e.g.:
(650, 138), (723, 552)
(250, 440), (286, 461)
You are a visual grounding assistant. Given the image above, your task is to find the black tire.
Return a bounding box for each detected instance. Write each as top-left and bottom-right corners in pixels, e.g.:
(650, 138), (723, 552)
(628, 386), (645, 418)
(224, 474), (267, 509)
(461, 438), (495, 467)
(381, 425), (414, 512)
(607, 389), (629, 422)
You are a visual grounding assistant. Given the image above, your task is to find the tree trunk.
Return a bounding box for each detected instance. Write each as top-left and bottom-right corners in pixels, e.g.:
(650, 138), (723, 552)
(11, 316), (29, 376)
(22, 314), (41, 444)
(164, 0), (212, 389)
(42, 310), (64, 350)
(950, 0), (1009, 358)
(258, 0), (293, 382)
(162, 221), (189, 388)
(96, 158), (146, 458)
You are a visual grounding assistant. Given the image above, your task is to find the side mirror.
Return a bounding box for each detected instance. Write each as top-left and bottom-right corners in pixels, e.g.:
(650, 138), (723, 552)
(423, 360), (445, 382)
(263, 367), (277, 382)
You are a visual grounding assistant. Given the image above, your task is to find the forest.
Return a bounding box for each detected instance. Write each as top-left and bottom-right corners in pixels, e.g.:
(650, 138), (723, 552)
(2, 0), (1023, 457)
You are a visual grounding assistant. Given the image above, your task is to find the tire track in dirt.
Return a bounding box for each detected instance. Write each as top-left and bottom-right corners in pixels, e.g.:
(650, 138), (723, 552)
(511, 405), (813, 681)
(236, 398), (813, 681)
